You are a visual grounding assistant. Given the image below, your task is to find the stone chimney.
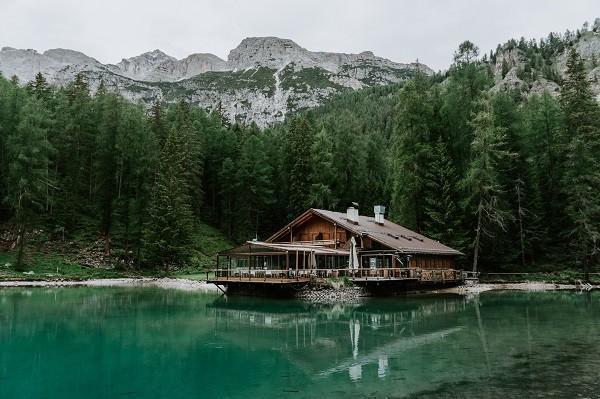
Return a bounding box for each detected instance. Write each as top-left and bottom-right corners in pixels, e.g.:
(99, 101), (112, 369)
(374, 205), (386, 225)
(346, 206), (359, 224)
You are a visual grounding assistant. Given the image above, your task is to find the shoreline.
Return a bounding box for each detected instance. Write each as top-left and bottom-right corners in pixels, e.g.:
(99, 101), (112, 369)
(432, 281), (595, 294)
(0, 278), (596, 294)
(0, 277), (222, 292)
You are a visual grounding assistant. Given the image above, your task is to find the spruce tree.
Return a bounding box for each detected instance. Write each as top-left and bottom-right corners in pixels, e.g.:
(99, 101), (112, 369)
(235, 134), (275, 240)
(144, 128), (194, 271)
(286, 116), (315, 216)
(149, 100), (167, 148)
(390, 73), (433, 231)
(522, 93), (567, 258)
(422, 138), (468, 252)
(464, 94), (516, 272)
(218, 157), (237, 238)
(308, 127), (337, 209)
(26, 72), (51, 101)
(59, 73), (95, 229)
(442, 41), (492, 174)
(6, 97), (53, 270)
(96, 93), (120, 259)
(560, 48), (600, 279)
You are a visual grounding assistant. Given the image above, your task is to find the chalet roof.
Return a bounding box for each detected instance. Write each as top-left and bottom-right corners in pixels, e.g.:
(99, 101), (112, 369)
(267, 208), (463, 256)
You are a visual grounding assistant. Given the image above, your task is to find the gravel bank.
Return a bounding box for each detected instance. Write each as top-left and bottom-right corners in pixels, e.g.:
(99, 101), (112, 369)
(432, 281), (593, 294)
(0, 278), (222, 292)
(296, 286), (368, 303)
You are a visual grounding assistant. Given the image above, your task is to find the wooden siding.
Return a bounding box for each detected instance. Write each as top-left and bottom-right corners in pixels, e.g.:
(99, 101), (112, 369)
(409, 255), (454, 269)
(274, 215), (350, 246)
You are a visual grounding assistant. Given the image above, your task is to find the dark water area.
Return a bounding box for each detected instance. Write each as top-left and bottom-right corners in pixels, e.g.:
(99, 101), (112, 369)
(0, 288), (598, 398)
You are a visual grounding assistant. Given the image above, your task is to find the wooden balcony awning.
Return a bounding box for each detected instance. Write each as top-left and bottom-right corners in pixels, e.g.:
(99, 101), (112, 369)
(219, 241), (350, 257)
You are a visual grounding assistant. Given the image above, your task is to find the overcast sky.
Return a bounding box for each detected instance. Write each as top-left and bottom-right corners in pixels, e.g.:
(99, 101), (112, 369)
(1, 0), (598, 71)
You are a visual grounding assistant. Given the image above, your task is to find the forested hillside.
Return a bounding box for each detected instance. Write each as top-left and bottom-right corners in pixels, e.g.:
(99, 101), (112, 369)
(0, 27), (598, 275)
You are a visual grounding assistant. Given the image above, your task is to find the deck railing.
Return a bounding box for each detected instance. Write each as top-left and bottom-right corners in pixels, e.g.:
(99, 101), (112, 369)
(212, 268), (463, 282)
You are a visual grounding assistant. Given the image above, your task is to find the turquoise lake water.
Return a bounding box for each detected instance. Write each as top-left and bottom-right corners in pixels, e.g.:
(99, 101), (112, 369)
(0, 288), (598, 398)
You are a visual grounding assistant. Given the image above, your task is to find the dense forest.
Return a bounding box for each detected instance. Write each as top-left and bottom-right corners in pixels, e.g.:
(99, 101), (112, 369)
(0, 33), (598, 275)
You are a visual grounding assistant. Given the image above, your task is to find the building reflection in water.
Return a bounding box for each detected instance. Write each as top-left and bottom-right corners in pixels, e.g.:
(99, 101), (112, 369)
(350, 319), (360, 360)
(349, 363), (362, 381)
(207, 295), (470, 383)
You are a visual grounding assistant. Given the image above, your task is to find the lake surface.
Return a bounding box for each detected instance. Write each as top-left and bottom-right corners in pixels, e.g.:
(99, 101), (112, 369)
(0, 288), (598, 399)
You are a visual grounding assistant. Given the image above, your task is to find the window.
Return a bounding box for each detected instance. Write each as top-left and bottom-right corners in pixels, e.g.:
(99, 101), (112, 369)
(369, 257), (377, 268)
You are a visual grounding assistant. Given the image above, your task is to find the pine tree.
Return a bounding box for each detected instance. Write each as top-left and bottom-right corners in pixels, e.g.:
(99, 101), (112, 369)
(501, 59), (510, 79)
(490, 92), (532, 265)
(218, 157), (237, 238)
(96, 93), (121, 259)
(6, 97), (53, 270)
(0, 77), (25, 215)
(464, 94), (516, 272)
(167, 101), (204, 218)
(442, 42), (492, 174)
(390, 73), (433, 231)
(235, 134), (275, 240)
(422, 138), (468, 252)
(328, 110), (368, 209)
(560, 48), (600, 279)
(522, 93), (567, 258)
(308, 127), (337, 209)
(287, 116), (315, 216)
(149, 100), (167, 148)
(144, 128), (194, 271)
(26, 72), (51, 101)
(59, 73), (95, 230)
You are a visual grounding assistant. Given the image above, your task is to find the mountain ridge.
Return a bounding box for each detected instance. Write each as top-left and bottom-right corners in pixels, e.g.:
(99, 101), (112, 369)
(0, 37), (430, 126)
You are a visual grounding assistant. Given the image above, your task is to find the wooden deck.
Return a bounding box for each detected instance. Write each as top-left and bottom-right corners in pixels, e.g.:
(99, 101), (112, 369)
(209, 268), (464, 285)
(208, 277), (311, 285)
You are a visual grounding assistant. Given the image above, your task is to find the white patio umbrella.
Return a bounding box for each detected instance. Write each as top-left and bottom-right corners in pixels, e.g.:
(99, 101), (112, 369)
(349, 237), (359, 270)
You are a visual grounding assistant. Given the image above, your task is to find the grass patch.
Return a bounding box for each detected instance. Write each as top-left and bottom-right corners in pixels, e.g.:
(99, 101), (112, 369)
(0, 252), (130, 281)
(280, 66), (343, 92)
(0, 220), (234, 281)
(172, 221), (234, 274)
(324, 276), (354, 289)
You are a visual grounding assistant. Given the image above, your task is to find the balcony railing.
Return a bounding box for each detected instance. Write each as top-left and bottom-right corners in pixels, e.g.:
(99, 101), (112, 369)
(211, 268), (463, 282)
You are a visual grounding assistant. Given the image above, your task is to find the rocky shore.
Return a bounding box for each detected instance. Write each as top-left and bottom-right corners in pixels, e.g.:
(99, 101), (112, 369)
(433, 281), (595, 294)
(295, 286), (368, 303)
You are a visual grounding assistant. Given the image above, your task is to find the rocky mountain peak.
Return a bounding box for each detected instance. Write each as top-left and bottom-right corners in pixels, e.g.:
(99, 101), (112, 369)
(129, 49), (176, 64)
(43, 48), (99, 64)
(227, 37), (310, 70)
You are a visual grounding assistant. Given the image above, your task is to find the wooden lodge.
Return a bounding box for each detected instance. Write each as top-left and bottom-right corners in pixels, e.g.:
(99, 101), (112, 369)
(210, 206), (464, 294)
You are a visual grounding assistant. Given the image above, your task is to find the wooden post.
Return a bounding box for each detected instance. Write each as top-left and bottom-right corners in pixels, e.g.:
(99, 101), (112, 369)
(334, 223), (337, 248)
(295, 250), (299, 278)
(286, 251), (290, 278)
